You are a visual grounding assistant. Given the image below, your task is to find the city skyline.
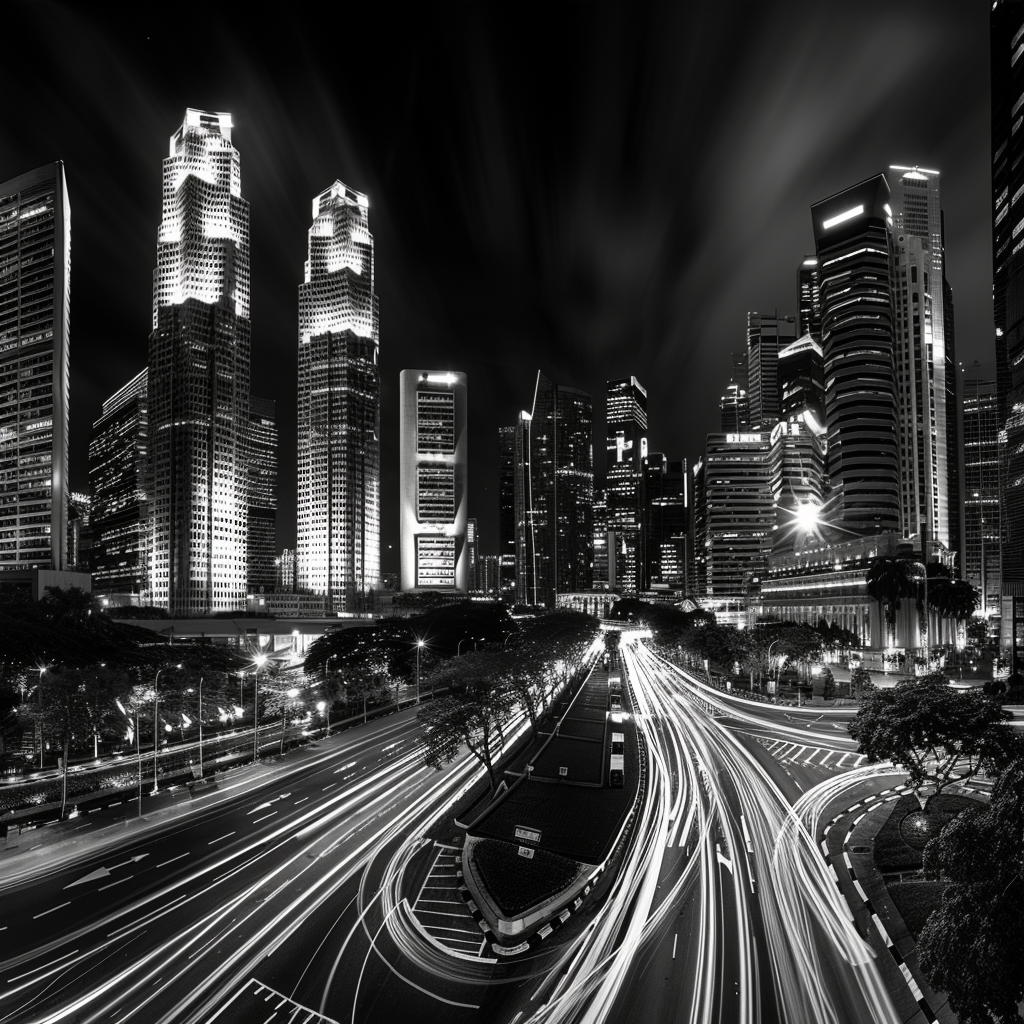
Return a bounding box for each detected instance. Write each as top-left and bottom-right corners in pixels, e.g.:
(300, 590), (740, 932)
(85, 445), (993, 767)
(1, 3), (994, 568)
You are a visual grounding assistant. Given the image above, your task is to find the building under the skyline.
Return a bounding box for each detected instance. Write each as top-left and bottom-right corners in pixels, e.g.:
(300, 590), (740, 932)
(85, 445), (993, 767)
(889, 165), (952, 554)
(398, 369), (467, 592)
(0, 162), (71, 575)
(811, 174), (901, 536)
(296, 180), (380, 611)
(466, 517), (478, 592)
(497, 425), (517, 601)
(963, 376), (1001, 619)
(778, 333), (825, 426)
(640, 454), (688, 591)
(605, 376), (648, 593)
(89, 368), (149, 598)
(797, 256), (821, 343)
(148, 110), (250, 614)
(246, 396), (277, 594)
(747, 312), (796, 431)
(719, 351), (750, 433)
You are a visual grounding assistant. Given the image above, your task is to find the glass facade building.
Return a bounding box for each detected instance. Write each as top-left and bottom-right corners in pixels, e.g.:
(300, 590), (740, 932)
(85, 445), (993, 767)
(246, 395), (277, 594)
(640, 453), (688, 590)
(148, 110), (250, 614)
(746, 312), (796, 431)
(963, 377), (1002, 618)
(605, 376), (648, 593)
(0, 162), (70, 573)
(296, 180), (380, 611)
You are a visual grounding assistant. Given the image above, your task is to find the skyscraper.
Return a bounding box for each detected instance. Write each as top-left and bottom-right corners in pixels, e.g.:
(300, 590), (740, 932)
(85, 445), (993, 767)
(398, 369), (467, 592)
(778, 333), (825, 425)
(769, 413), (826, 551)
(512, 411), (532, 605)
(962, 376), (1001, 618)
(523, 372), (593, 606)
(889, 165), (950, 550)
(0, 163), (70, 574)
(692, 457), (707, 596)
(89, 368), (149, 597)
(246, 396), (277, 594)
(296, 180), (380, 611)
(466, 518), (479, 592)
(747, 313), (796, 430)
(993, 0), (1024, 665)
(640, 454), (688, 591)
(719, 351), (750, 432)
(797, 256), (821, 342)
(605, 376), (648, 593)
(811, 174), (901, 535)
(148, 110), (250, 614)
(497, 425), (517, 600)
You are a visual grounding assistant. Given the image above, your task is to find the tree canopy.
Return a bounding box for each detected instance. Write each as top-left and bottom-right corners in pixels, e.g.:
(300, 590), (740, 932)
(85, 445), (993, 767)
(848, 675), (1012, 809)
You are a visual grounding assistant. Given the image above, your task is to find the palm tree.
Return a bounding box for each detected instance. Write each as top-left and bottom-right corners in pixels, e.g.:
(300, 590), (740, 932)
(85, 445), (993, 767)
(866, 557), (914, 648)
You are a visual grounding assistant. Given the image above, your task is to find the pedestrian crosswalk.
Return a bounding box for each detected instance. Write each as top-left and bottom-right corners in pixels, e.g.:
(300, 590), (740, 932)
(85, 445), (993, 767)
(410, 844), (491, 959)
(756, 737), (866, 770)
(207, 978), (339, 1024)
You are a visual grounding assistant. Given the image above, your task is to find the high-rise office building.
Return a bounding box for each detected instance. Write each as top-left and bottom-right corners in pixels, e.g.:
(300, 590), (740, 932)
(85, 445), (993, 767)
(89, 368), (149, 596)
(719, 351), (750, 432)
(747, 313), (796, 430)
(797, 256), (821, 342)
(522, 372), (593, 606)
(148, 110), (250, 614)
(640, 454), (688, 590)
(497, 425), (517, 600)
(296, 180), (380, 611)
(246, 396), (277, 594)
(466, 518), (479, 592)
(511, 411), (532, 605)
(276, 547), (296, 592)
(592, 488), (610, 588)
(67, 492), (91, 572)
(703, 432), (774, 599)
(0, 163), (70, 574)
(769, 413), (826, 551)
(605, 376), (648, 593)
(399, 370), (467, 592)
(477, 553), (500, 596)
(889, 165), (951, 550)
(942, 244), (964, 576)
(812, 174), (901, 535)
(692, 457), (707, 596)
(778, 333), (825, 425)
(963, 376), (1002, 618)
(993, 1), (1024, 663)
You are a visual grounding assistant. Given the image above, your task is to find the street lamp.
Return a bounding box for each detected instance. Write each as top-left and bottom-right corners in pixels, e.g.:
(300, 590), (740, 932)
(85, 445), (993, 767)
(280, 687), (299, 755)
(317, 700), (328, 738)
(415, 639), (425, 704)
(37, 665), (47, 770)
(767, 638), (782, 698)
(152, 663), (181, 793)
(253, 653), (267, 762)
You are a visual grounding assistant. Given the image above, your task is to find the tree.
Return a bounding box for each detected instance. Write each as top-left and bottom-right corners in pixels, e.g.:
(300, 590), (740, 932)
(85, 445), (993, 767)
(850, 665), (872, 698)
(865, 556), (914, 646)
(916, 754), (1024, 1024)
(848, 675), (1012, 810)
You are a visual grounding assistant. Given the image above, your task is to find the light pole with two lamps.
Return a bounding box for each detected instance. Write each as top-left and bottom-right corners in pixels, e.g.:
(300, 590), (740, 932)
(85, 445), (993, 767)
(415, 639), (425, 703)
(152, 663), (181, 793)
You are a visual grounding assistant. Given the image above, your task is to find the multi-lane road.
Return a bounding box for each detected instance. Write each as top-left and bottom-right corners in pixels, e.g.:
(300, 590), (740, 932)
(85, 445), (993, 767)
(0, 641), (924, 1024)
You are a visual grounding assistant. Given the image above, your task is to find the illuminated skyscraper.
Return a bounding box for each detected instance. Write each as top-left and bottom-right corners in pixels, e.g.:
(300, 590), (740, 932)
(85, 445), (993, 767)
(511, 411), (532, 605)
(719, 351), (750, 432)
(640, 454), (688, 590)
(89, 368), (149, 596)
(398, 369), (467, 592)
(498, 425), (517, 599)
(747, 313), (796, 430)
(0, 163), (70, 574)
(889, 165), (951, 551)
(778, 333), (825, 425)
(296, 181), (380, 611)
(466, 518), (479, 591)
(148, 110), (250, 614)
(962, 376), (1001, 617)
(606, 376), (647, 593)
(246, 396), (277, 594)
(524, 372), (593, 606)
(812, 175), (901, 535)
(797, 256), (821, 343)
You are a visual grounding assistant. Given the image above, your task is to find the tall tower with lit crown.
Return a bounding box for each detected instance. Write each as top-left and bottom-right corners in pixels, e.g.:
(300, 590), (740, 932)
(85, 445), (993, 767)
(296, 181), (380, 611)
(148, 110), (250, 614)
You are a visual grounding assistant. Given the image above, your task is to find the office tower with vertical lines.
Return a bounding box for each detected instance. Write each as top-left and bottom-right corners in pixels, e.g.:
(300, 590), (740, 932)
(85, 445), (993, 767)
(148, 110), (250, 614)
(640, 454), (688, 591)
(498, 425), (517, 600)
(246, 396), (276, 594)
(398, 369), (467, 592)
(719, 351), (750, 432)
(0, 163), (70, 574)
(962, 376), (1001, 618)
(812, 174), (901, 535)
(889, 165), (951, 551)
(778, 333), (825, 425)
(296, 180), (380, 611)
(747, 313), (795, 430)
(606, 376), (647, 593)
(797, 256), (821, 343)
(89, 368), (149, 596)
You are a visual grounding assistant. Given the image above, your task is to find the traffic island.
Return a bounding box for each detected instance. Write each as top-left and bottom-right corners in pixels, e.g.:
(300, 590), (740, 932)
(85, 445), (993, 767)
(460, 665), (643, 948)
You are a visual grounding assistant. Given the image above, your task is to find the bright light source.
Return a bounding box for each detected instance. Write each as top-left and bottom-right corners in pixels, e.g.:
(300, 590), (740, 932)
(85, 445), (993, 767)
(822, 205), (864, 230)
(316, 701), (326, 712)
(795, 502), (820, 532)
(287, 687), (299, 698)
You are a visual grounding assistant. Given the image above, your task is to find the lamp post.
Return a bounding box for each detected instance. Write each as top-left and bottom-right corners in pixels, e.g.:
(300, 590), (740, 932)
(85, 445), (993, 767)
(197, 677), (204, 779)
(767, 638), (782, 698)
(280, 687), (299, 755)
(415, 639), (425, 704)
(37, 665), (47, 770)
(317, 700), (328, 738)
(253, 653), (267, 762)
(152, 663), (181, 794)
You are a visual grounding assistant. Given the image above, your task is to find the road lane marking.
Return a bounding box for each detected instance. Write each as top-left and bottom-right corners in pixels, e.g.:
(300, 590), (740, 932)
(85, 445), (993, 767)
(294, 797), (308, 804)
(322, 784), (336, 791)
(252, 812), (278, 824)
(155, 852), (190, 868)
(672, 932), (678, 959)
(33, 901), (70, 919)
(209, 832), (236, 845)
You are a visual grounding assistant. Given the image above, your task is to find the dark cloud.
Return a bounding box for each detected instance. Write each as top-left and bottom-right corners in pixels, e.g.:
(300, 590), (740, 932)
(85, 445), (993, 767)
(1, 2), (991, 570)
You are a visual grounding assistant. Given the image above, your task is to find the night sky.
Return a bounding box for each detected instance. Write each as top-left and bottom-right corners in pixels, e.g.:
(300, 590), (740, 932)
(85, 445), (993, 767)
(4, 2), (991, 573)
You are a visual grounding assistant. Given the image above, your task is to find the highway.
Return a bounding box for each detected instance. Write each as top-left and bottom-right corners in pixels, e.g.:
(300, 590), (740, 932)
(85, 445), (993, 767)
(0, 639), (916, 1024)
